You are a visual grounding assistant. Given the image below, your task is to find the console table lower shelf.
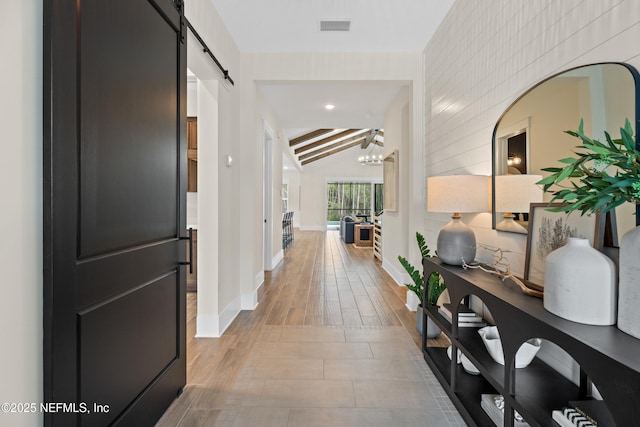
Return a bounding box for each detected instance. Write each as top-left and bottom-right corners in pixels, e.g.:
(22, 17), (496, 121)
(422, 257), (640, 427)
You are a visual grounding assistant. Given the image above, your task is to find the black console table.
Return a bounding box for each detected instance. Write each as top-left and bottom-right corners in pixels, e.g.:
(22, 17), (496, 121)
(422, 257), (640, 427)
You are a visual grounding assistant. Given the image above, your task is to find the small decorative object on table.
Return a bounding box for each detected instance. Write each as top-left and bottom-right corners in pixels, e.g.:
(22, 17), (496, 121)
(564, 400), (615, 427)
(463, 246), (543, 298)
(446, 345), (479, 375)
(480, 394), (529, 427)
(478, 326), (541, 368)
(438, 303), (487, 327)
(446, 345), (461, 363)
(398, 232), (446, 338)
(460, 353), (480, 375)
(552, 408), (598, 427)
(538, 119), (640, 338)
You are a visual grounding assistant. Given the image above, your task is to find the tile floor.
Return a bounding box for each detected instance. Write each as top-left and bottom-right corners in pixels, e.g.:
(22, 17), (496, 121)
(155, 231), (464, 426)
(161, 325), (464, 426)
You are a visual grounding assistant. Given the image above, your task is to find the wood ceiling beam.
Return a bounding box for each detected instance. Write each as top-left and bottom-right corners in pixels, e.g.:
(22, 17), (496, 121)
(294, 129), (365, 155)
(299, 135), (367, 161)
(289, 129), (333, 147)
(301, 140), (364, 165)
(361, 140), (381, 149)
(360, 130), (384, 149)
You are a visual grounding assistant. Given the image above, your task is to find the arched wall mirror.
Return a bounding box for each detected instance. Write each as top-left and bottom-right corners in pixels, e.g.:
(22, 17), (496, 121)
(492, 62), (640, 242)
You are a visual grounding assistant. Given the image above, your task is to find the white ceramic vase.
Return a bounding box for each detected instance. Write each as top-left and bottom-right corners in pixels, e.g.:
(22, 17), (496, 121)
(618, 225), (640, 338)
(544, 237), (616, 325)
(477, 326), (541, 368)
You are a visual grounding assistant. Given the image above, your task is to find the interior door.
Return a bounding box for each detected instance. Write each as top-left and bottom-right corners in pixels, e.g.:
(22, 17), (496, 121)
(43, 1), (187, 426)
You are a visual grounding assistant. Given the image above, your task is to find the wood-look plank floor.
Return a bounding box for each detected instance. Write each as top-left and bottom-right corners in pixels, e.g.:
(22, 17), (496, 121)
(156, 230), (462, 427)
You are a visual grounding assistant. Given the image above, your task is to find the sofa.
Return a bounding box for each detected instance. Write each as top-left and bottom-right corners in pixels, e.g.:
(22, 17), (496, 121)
(340, 215), (356, 243)
(341, 215), (372, 243)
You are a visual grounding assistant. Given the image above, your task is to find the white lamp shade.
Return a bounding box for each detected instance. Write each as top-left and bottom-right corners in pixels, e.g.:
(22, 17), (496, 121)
(427, 175), (490, 213)
(495, 174), (543, 213)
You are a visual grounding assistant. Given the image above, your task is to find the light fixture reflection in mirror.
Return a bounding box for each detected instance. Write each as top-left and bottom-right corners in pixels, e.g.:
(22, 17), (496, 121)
(492, 62), (639, 241)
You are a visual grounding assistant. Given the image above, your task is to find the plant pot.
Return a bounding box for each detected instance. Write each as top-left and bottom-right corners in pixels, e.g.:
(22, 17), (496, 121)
(417, 304), (441, 338)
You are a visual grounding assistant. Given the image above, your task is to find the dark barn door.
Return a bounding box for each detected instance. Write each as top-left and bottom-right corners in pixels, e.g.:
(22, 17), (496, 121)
(44, 1), (187, 425)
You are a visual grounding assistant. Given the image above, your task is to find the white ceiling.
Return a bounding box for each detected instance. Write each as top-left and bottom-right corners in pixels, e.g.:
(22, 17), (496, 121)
(257, 81), (407, 131)
(210, 0), (455, 53)
(209, 0), (455, 162)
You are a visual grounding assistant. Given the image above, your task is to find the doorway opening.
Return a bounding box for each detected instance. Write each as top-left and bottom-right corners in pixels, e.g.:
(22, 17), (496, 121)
(326, 180), (381, 229)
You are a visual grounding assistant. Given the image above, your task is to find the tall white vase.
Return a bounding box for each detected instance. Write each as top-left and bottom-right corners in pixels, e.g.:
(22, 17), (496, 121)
(544, 238), (616, 325)
(618, 225), (640, 338)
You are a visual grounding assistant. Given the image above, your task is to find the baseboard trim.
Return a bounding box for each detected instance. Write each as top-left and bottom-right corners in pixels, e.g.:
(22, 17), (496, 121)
(406, 292), (420, 311)
(254, 271), (265, 289)
(196, 295), (242, 338)
(195, 314), (220, 338)
(382, 258), (408, 287)
(242, 274), (264, 310)
(382, 258), (416, 309)
(271, 249), (283, 270)
(219, 295), (241, 335)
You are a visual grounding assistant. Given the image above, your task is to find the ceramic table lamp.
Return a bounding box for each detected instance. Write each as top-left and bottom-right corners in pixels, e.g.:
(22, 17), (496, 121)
(494, 174), (543, 234)
(427, 175), (489, 265)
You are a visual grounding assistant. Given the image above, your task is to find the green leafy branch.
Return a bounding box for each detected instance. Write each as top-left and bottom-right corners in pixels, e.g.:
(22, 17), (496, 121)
(537, 119), (640, 216)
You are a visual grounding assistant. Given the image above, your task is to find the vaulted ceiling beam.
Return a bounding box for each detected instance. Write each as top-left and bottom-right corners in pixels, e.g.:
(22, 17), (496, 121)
(299, 135), (366, 161)
(361, 140), (383, 149)
(360, 129), (384, 149)
(289, 129), (333, 147)
(301, 140), (364, 165)
(294, 129), (365, 155)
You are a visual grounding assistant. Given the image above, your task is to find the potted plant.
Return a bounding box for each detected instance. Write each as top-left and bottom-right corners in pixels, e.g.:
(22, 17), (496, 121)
(398, 232), (446, 338)
(538, 119), (640, 338)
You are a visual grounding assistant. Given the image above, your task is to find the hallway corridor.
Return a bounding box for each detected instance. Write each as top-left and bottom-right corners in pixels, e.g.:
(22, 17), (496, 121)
(156, 230), (463, 426)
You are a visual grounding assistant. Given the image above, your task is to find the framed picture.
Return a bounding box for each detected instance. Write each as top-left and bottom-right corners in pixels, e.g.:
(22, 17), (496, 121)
(383, 150), (398, 212)
(524, 203), (603, 288)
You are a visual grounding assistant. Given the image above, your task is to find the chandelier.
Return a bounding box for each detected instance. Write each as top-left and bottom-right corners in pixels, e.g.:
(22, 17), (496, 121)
(358, 129), (384, 166)
(358, 152), (384, 166)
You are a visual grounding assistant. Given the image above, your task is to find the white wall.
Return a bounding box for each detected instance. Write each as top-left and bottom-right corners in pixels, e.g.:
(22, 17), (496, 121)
(0, 2), (42, 426)
(186, 0), (242, 336)
(256, 92), (286, 272)
(423, 0), (640, 385)
(381, 86), (415, 294)
(187, 79), (198, 116)
(194, 78), (222, 336)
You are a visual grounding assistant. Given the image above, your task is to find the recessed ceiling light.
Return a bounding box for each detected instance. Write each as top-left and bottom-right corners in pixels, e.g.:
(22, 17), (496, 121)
(324, 103), (335, 110)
